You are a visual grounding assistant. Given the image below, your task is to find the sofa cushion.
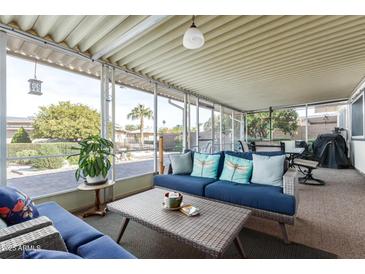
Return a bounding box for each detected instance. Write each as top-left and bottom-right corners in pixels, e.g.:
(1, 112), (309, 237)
(251, 154), (286, 187)
(169, 151), (193, 175)
(0, 186), (39, 225)
(191, 152), (221, 179)
(205, 181), (296, 216)
(224, 151), (285, 160)
(77, 235), (136, 259)
(186, 150), (225, 177)
(23, 249), (81, 259)
(154, 175), (216, 196)
(36, 202), (103, 254)
(0, 218), (7, 229)
(219, 154), (253, 184)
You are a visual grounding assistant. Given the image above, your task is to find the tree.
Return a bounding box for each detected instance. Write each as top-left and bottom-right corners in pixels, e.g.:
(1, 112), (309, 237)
(203, 114), (232, 134)
(11, 127), (32, 143)
(127, 104), (153, 147)
(32, 101), (100, 141)
(273, 109), (299, 137)
(247, 112), (270, 140)
(201, 109), (299, 141)
(125, 124), (140, 131)
(159, 125), (183, 134)
(246, 109), (299, 140)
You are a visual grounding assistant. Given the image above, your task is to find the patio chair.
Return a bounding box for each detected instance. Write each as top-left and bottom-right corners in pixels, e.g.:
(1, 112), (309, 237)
(292, 141), (324, 185)
(293, 158), (325, 185)
(251, 141), (285, 152)
(236, 140), (251, 152)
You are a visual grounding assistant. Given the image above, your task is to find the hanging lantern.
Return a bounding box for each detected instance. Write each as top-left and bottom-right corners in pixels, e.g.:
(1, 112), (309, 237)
(28, 60), (43, 95)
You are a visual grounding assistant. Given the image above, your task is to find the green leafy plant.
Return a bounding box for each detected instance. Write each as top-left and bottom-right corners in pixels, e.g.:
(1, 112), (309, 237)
(69, 135), (113, 181)
(32, 101), (101, 141)
(11, 127), (32, 143)
(15, 150), (38, 165)
(67, 155), (79, 166)
(31, 146), (64, 169)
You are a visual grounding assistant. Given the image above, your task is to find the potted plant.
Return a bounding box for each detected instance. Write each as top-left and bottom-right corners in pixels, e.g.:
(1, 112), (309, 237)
(70, 135), (114, 185)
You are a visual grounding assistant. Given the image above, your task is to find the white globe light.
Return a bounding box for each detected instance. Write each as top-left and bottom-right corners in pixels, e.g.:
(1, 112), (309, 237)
(183, 26), (205, 49)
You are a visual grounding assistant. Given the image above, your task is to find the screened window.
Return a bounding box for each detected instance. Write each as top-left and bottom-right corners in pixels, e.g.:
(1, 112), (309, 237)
(352, 92), (364, 138)
(6, 55), (100, 198)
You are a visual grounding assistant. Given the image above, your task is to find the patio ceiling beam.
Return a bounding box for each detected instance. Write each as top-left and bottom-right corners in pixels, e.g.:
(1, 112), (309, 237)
(91, 16), (169, 61)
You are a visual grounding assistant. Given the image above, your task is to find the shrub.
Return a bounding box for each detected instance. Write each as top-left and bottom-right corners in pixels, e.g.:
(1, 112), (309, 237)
(31, 146), (64, 169)
(11, 127), (32, 143)
(67, 155), (79, 166)
(15, 150), (38, 165)
(7, 142), (78, 158)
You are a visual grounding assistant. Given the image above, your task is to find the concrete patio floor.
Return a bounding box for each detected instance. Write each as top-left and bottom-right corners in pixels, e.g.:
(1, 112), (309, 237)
(8, 159), (159, 198)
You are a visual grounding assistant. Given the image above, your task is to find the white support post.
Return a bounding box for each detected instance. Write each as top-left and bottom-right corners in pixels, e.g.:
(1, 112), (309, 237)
(100, 65), (106, 138)
(220, 105), (223, 151)
(183, 93), (188, 152)
(111, 68), (116, 183)
(240, 113), (244, 140)
(245, 113), (248, 142)
(231, 110), (235, 151)
(101, 65), (112, 140)
(211, 106), (215, 153)
(153, 83), (158, 173)
(105, 67), (110, 140)
(305, 104), (309, 143)
(187, 94), (191, 149)
(196, 98), (200, 152)
(100, 65), (108, 138)
(0, 32), (7, 186)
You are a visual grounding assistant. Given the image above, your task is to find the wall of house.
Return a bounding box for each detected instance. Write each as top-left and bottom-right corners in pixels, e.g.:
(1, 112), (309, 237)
(350, 85), (365, 174)
(34, 173), (154, 212)
(351, 140), (365, 174)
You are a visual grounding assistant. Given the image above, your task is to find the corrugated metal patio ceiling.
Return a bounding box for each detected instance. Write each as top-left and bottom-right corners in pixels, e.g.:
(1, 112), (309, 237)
(1, 15), (364, 111)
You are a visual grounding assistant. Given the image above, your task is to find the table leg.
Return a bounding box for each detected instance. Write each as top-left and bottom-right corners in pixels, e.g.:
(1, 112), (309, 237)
(117, 217), (130, 243)
(82, 189), (107, 218)
(95, 189), (101, 210)
(234, 237), (247, 259)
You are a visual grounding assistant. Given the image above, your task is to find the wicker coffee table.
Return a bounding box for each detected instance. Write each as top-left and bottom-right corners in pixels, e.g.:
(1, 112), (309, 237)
(107, 188), (251, 258)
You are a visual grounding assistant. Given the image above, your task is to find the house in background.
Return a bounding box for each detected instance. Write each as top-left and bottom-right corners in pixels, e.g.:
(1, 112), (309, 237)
(6, 116), (33, 143)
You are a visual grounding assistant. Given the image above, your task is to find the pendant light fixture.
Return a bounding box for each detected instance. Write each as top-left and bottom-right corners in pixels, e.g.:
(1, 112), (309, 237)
(28, 60), (43, 96)
(183, 15), (205, 49)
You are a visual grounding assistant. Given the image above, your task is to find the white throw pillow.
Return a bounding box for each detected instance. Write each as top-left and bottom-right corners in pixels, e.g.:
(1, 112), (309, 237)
(251, 154), (286, 187)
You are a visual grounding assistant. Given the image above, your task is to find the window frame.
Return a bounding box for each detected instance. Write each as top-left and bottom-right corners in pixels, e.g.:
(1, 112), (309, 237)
(351, 90), (365, 140)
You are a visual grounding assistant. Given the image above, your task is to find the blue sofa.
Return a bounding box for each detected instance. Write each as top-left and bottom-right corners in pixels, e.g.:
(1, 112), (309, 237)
(154, 151), (298, 243)
(36, 202), (135, 259)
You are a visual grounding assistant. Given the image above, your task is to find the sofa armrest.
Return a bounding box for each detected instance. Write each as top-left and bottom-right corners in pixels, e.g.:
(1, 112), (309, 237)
(283, 168), (298, 196)
(0, 225), (68, 259)
(0, 216), (53, 243)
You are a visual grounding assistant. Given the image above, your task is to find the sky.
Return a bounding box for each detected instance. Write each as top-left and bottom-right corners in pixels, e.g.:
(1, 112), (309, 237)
(6, 55), (334, 132)
(6, 55), (211, 129)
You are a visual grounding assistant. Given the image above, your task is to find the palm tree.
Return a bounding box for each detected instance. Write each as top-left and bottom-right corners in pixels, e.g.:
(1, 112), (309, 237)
(127, 104), (153, 147)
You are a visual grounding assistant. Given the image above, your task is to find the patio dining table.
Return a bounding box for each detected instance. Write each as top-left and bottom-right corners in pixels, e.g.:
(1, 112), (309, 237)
(286, 147), (305, 167)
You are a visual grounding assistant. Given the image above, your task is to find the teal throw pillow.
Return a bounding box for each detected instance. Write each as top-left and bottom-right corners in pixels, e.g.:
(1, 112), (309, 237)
(169, 151), (193, 175)
(251, 154), (286, 187)
(190, 152), (221, 179)
(219, 154), (253, 184)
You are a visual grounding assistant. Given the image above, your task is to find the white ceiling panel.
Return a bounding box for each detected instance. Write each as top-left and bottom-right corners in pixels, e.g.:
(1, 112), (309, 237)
(1, 15), (364, 111)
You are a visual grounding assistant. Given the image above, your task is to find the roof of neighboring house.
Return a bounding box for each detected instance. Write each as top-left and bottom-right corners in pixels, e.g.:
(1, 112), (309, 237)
(7, 116), (34, 123)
